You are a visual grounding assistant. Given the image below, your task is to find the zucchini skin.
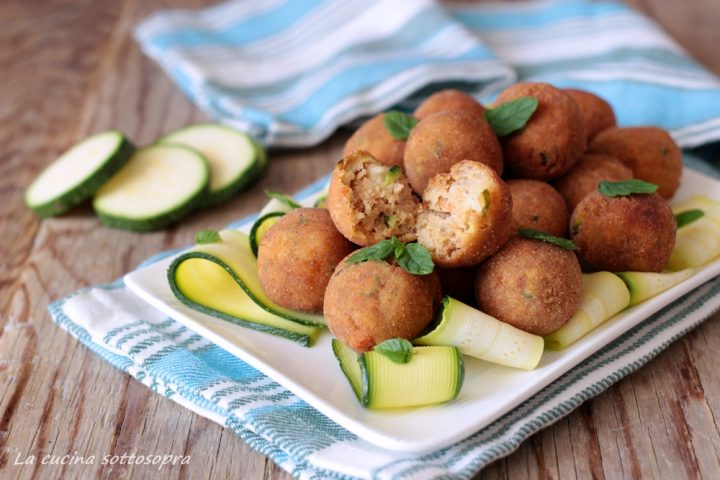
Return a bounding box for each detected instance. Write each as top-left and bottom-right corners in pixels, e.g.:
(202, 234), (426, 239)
(95, 180), (209, 232)
(199, 139), (267, 208)
(169, 249), (325, 327)
(93, 144), (210, 232)
(167, 252), (317, 346)
(159, 124), (267, 208)
(27, 134), (135, 217)
(249, 211), (285, 257)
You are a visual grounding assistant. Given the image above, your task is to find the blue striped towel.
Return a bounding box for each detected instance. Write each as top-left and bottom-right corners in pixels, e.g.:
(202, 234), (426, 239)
(135, 0), (720, 148)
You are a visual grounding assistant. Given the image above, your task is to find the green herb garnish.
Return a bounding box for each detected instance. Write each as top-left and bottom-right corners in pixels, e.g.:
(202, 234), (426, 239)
(347, 237), (435, 275)
(484, 96), (538, 136)
(265, 190), (301, 209)
(384, 165), (402, 185)
(373, 338), (413, 364)
(598, 179), (658, 197)
(195, 229), (222, 245)
(383, 111), (418, 140)
(396, 242), (435, 275)
(519, 228), (578, 250)
(347, 237), (402, 264)
(675, 209), (704, 228)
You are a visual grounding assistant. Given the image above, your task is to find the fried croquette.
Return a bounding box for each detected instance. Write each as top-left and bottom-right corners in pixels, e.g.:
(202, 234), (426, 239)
(416, 160), (515, 267)
(323, 257), (442, 352)
(475, 237), (582, 336)
(507, 179), (568, 237)
(588, 126), (682, 198)
(343, 113), (405, 167)
(569, 190), (677, 272)
(326, 150), (420, 246)
(553, 153), (633, 211)
(257, 208), (356, 313)
(414, 89), (485, 120)
(496, 82), (586, 180)
(403, 110), (503, 194)
(564, 88), (617, 141)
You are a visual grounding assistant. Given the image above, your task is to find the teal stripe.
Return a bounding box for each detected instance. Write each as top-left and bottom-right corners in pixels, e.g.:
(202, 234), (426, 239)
(514, 48), (703, 75)
(449, 1), (626, 30)
(146, 0), (326, 49)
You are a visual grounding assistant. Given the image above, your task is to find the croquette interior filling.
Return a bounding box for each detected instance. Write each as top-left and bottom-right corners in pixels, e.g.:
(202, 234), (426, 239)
(417, 172), (492, 257)
(342, 158), (418, 239)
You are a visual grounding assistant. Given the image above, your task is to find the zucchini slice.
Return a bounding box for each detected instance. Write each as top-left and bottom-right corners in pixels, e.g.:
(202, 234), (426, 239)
(616, 269), (695, 306)
(667, 216), (720, 270)
(248, 197), (297, 257)
(414, 297), (544, 370)
(331, 339), (463, 409)
(168, 230), (325, 333)
(544, 272), (630, 350)
(159, 124), (266, 207)
(93, 144), (209, 231)
(25, 130), (134, 217)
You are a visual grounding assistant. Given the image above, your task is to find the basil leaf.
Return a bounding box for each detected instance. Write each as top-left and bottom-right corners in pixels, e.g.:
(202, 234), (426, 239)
(347, 238), (398, 264)
(598, 179), (658, 197)
(519, 228), (578, 251)
(396, 242), (435, 275)
(384, 165), (402, 185)
(265, 190), (301, 209)
(195, 229), (222, 245)
(484, 96), (538, 136)
(676, 209), (704, 228)
(373, 338), (413, 364)
(383, 111), (418, 140)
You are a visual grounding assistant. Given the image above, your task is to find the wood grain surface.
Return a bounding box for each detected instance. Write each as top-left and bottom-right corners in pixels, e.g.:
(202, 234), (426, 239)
(1, 0), (719, 478)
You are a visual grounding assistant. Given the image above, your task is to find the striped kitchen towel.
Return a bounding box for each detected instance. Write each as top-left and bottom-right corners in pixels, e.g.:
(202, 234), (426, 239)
(134, 0), (515, 147)
(50, 154), (720, 480)
(135, 0), (720, 148)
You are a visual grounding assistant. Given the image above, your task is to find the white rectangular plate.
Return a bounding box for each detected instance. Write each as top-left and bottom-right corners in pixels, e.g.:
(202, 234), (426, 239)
(125, 167), (720, 454)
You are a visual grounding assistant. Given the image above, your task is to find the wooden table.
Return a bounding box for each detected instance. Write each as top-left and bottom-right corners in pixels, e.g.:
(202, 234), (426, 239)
(2, 1), (719, 478)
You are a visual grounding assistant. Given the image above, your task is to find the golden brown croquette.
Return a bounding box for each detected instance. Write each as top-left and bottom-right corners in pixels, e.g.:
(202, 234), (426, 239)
(416, 160), (515, 267)
(564, 88), (617, 141)
(403, 110), (503, 194)
(588, 126), (682, 198)
(496, 82), (586, 180)
(343, 113), (405, 167)
(553, 153), (634, 211)
(507, 179), (569, 237)
(326, 150), (420, 246)
(414, 89), (485, 120)
(257, 208), (356, 313)
(475, 237), (582, 336)
(569, 190), (677, 272)
(323, 257), (442, 352)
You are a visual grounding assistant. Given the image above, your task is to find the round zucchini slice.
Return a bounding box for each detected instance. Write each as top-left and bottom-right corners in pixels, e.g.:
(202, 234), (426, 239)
(159, 123), (266, 207)
(25, 130), (134, 217)
(93, 144), (209, 231)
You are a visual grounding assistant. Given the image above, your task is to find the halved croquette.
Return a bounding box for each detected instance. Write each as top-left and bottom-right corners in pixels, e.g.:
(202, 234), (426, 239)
(326, 150), (420, 246)
(416, 160), (515, 267)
